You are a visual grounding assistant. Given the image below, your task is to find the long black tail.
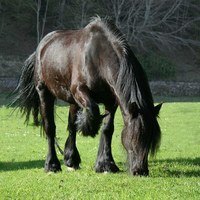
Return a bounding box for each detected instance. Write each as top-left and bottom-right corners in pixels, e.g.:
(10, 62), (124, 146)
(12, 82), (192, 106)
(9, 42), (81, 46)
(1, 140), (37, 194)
(12, 52), (40, 125)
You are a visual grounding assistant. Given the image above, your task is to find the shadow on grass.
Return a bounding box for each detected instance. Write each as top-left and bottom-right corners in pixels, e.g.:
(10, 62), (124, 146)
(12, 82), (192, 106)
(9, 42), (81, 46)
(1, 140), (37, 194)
(1, 157), (199, 177)
(0, 160), (45, 172)
(151, 157), (200, 177)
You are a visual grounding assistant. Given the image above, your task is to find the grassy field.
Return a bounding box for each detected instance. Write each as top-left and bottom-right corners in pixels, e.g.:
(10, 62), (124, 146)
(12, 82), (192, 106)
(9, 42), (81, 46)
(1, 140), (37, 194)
(0, 99), (200, 199)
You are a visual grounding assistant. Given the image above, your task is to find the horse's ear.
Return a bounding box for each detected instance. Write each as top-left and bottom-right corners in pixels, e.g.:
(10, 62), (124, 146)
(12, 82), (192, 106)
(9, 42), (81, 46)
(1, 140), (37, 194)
(154, 103), (163, 116)
(129, 102), (139, 118)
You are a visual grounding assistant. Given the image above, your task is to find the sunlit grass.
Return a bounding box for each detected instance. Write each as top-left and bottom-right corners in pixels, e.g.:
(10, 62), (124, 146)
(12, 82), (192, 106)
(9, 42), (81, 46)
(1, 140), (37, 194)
(0, 102), (200, 199)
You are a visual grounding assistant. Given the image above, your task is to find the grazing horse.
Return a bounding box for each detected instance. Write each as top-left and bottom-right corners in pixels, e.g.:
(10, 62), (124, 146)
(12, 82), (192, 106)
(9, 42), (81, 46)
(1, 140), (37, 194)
(13, 17), (162, 176)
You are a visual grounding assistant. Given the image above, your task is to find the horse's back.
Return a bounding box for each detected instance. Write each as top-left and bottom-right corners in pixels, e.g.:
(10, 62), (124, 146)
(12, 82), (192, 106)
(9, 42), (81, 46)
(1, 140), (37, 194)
(34, 24), (119, 104)
(37, 29), (83, 69)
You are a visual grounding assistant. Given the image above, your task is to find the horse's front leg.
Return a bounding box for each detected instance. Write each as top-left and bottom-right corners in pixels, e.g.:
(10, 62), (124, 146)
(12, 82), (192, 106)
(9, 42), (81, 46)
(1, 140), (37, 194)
(64, 104), (81, 170)
(71, 84), (102, 137)
(37, 84), (61, 172)
(95, 104), (119, 173)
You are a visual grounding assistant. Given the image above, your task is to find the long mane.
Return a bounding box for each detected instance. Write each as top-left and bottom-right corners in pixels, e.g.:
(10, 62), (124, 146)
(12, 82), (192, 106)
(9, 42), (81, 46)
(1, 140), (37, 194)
(88, 16), (154, 111)
(87, 17), (160, 155)
(117, 48), (154, 110)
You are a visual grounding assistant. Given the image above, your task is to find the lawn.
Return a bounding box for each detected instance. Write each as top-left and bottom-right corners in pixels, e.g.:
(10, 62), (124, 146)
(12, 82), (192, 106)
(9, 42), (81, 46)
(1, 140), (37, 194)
(0, 98), (199, 199)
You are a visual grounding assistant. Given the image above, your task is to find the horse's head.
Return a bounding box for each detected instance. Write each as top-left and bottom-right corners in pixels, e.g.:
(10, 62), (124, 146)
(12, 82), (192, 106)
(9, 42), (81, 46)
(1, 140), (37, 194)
(122, 102), (162, 176)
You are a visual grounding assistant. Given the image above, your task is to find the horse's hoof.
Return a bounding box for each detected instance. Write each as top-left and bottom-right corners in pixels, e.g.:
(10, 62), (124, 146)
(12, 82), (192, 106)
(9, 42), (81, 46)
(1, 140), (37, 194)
(64, 147), (81, 170)
(130, 169), (149, 176)
(64, 159), (80, 170)
(66, 166), (78, 172)
(45, 161), (62, 173)
(95, 161), (119, 173)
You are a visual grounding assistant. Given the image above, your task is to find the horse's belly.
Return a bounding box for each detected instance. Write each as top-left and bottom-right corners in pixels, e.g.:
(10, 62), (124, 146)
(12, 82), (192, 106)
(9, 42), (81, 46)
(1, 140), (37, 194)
(91, 84), (116, 106)
(48, 83), (75, 104)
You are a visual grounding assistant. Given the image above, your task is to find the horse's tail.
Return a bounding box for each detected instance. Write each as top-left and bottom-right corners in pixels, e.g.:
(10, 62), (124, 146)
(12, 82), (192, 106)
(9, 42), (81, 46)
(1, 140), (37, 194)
(12, 52), (40, 126)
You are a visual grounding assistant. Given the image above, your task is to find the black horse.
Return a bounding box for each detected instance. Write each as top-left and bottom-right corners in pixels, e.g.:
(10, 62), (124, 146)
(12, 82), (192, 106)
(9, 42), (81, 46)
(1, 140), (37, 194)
(13, 17), (162, 176)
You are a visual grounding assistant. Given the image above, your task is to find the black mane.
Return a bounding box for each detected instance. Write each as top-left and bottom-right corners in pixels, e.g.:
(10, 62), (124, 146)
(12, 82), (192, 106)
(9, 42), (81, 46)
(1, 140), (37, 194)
(117, 47), (154, 111)
(89, 17), (154, 112)
(89, 17), (161, 155)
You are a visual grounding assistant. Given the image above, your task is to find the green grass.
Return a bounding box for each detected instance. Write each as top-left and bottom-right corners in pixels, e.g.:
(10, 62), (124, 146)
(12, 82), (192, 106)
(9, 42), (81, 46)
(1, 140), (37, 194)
(0, 102), (200, 199)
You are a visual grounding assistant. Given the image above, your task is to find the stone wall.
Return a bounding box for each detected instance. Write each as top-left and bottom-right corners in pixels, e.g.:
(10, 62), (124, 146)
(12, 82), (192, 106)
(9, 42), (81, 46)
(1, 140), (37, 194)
(0, 77), (199, 96)
(150, 81), (200, 96)
(0, 77), (18, 92)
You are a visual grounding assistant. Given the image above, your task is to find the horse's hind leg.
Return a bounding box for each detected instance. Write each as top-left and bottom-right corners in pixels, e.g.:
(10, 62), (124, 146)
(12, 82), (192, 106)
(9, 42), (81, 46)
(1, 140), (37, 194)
(37, 83), (61, 172)
(95, 104), (119, 173)
(64, 104), (81, 169)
